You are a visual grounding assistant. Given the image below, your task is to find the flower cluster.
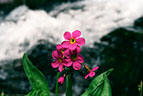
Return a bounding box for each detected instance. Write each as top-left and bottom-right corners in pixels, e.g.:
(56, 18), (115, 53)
(51, 30), (99, 84)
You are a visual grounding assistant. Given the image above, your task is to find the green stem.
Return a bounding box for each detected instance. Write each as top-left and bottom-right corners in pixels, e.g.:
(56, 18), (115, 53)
(55, 72), (60, 96)
(66, 74), (73, 96)
(140, 81), (142, 96)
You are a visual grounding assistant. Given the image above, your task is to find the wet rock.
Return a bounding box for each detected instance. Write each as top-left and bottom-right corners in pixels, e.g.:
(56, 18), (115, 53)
(134, 16), (143, 28)
(0, 59), (30, 94)
(99, 27), (143, 96)
(0, 41), (57, 94)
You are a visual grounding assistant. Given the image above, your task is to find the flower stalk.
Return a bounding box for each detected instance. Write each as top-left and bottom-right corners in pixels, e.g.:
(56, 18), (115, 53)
(51, 30), (99, 96)
(55, 72), (60, 96)
(66, 73), (73, 96)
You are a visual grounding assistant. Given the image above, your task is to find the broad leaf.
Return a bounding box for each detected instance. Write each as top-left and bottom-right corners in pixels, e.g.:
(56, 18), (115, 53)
(82, 68), (113, 96)
(22, 54), (50, 96)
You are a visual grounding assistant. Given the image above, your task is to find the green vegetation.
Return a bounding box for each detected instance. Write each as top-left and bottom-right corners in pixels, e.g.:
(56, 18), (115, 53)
(138, 81), (143, 96)
(22, 54), (50, 96)
(22, 53), (113, 96)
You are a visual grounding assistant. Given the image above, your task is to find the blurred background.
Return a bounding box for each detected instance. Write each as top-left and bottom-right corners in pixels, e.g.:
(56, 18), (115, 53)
(0, 0), (143, 96)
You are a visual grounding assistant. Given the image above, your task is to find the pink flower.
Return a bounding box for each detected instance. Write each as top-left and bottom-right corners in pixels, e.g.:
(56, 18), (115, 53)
(51, 50), (72, 72)
(62, 30), (85, 50)
(64, 47), (84, 70)
(85, 66), (99, 79)
(56, 44), (68, 55)
(58, 75), (65, 84)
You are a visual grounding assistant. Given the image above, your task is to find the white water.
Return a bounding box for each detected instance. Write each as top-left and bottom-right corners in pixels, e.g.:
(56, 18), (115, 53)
(0, 0), (143, 61)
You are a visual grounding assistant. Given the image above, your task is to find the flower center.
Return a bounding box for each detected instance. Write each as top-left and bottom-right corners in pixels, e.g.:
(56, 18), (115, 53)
(61, 49), (64, 53)
(71, 55), (77, 61)
(84, 64), (91, 71)
(58, 58), (62, 63)
(70, 38), (76, 44)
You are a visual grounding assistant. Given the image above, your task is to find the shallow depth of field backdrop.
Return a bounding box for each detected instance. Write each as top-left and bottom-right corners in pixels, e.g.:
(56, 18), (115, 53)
(0, 0), (143, 96)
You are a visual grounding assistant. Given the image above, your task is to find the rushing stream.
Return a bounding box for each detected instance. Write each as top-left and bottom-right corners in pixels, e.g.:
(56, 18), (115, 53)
(0, 0), (143, 96)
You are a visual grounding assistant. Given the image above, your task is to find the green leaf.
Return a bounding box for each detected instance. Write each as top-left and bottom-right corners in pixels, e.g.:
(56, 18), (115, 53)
(22, 53), (50, 96)
(82, 68), (113, 96)
(1, 92), (4, 96)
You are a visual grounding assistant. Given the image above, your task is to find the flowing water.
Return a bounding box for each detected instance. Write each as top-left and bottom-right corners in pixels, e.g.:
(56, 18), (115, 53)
(0, 0), (143, 96)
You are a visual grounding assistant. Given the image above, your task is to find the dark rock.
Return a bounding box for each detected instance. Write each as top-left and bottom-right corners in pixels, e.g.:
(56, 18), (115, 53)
(0, 40), (57, 95)
(0, 59), (30, 94)
(134, 17), (143, 28)
(0, 0), (80, 15)
(26, 40), (57, 91)
(99, 27), (143, 96)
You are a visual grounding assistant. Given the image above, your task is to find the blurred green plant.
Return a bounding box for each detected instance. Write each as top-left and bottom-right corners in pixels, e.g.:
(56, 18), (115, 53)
(138, 81), (143, 96)
(0, 92), (4, 96)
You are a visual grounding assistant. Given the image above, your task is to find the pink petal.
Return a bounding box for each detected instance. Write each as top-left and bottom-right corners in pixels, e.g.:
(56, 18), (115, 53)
(91, 66), (99, 71)
(61, 80), (64, 84)
(64, 32), (71, 40)
(56, 44), (62, 50)
(89, 72), (95, 77)
(52, 50), (59, 59)
(62, 41), (71, 48)
(63, 49), (70, 58)
(69, 43), (77, 50)
(72, 30), (81, 38)
(85, 74), (89, 79)
(58, 76), (64, 84)
(73, 62), (81, 70)
(76, 46), (81, 53)
(51, 60), (59, 68)
(58, 64), (63, 72)
(76, 38), (85, 46)
(76, 55), (84, 63)
(63, 59), (72, 67)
